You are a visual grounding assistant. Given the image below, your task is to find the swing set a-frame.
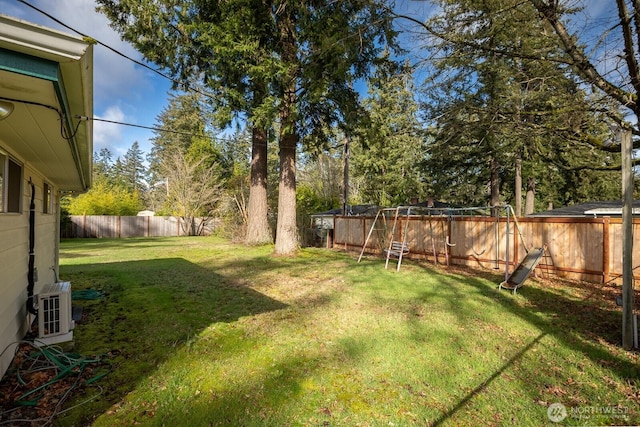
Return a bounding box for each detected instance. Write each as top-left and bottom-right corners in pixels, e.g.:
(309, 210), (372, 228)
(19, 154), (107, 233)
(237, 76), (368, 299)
(356, 206), (413, 271)
(357, 205), (458, 272)
(356, 205), (548, 289)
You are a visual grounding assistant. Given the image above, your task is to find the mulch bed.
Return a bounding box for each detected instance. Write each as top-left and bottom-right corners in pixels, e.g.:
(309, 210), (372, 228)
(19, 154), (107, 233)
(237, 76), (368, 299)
(0, 335), (110, 426)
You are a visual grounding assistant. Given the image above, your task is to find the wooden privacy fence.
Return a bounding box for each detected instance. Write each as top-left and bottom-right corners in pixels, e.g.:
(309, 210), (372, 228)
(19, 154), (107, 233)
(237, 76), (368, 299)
(64, 215), (214, 238)
(334, 214), (640, 284)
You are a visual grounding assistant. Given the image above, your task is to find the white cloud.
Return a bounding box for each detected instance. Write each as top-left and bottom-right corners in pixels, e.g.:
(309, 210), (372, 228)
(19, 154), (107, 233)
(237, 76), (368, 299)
(93, 105), (126, 156)
(4, 0), (171, 157)
(7, 1), (160, 110)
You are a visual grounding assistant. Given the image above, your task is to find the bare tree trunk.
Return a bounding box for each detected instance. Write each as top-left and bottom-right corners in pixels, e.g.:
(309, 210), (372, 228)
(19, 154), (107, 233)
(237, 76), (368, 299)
(525, 177), (535, 215)
(275, 121), (298, 254)
(274, 8), (299, 255)
(245, 127), (272, 244)
(490, 157), (501, 216)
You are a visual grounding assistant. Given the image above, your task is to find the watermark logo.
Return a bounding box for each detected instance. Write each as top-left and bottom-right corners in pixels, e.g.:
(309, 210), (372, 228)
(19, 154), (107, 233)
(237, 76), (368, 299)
(547, 403), (567, 423)
(547, 403), (630, 423)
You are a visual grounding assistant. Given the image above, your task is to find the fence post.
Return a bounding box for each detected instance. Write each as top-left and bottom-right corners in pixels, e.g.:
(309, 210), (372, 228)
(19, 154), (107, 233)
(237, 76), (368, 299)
(362, 217), (366, 249)
(344, 216), (348, 250)
(513, 216), (519, 267)
(603, 216), (610, 284)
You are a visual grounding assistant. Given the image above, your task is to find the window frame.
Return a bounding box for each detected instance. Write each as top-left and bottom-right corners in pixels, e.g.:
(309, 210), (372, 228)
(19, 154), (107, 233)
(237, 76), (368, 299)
(43, 181), (53, 214)
(0, 151), (24, 214)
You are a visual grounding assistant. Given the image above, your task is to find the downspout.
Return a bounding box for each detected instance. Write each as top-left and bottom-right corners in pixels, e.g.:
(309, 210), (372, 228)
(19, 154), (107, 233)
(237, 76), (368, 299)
(26, 180), (37, 315)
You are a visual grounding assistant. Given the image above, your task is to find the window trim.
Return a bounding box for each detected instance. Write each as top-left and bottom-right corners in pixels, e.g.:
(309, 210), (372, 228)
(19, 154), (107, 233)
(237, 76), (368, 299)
(0, 151), (24, 214)
(43, 181), (53, 214)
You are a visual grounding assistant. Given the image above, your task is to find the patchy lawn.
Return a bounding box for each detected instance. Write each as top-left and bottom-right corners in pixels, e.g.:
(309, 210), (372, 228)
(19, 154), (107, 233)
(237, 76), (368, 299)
(2, 237), (639, 426)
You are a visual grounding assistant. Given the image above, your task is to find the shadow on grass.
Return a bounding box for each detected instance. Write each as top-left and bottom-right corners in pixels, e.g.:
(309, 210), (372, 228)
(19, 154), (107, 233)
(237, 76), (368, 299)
(59, 245), (638, 425)
(402, 261), (640, 424)
(59, 238), (184, 259)
(431, 332), (548, 427)
(61, 257), (288, 424)
(156, 353), (321, 426)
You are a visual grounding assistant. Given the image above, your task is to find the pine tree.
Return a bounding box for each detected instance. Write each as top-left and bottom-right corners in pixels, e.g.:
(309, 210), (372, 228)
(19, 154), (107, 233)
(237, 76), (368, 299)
(122, 141), (147, 194)
(94, 148), (113, 182)
(352, 61), (428, 206)
(416, 0), (620, 210)
(97, 0), (397, 254)
(147, 92), (226, 219)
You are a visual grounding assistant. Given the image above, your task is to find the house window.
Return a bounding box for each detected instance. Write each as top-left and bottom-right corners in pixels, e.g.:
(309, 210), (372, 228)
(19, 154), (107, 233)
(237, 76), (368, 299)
(43, 182), (52, 214)
(0, 152), (23, 213)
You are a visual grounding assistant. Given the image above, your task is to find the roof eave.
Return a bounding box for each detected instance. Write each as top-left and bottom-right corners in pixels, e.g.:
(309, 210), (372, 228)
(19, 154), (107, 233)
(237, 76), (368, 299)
(0, 14), (93, 192)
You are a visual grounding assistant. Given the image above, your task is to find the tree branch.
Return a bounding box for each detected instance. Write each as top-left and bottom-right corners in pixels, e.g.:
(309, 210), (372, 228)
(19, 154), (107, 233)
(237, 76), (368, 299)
(528, 0), (638, 113)
(392, 11), (570, 66)
(616, 0), (640, 98)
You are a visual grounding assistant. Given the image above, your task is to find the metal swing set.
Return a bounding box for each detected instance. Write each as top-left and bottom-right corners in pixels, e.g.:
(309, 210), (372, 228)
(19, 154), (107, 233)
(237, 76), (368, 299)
(356, 204), (548, 291)
(357, 205), (461, 272)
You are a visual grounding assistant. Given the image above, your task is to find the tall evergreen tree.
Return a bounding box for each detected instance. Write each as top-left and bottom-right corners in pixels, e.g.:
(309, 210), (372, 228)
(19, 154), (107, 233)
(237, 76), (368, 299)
(352, 61), (428, 206)
(527, 0), (640, 137)
(147, 92), (227, 217)
(97, 0), (397, 254)
(525, 0), (640, 204)
(149, 93), (208, 167)
(122, 141), (147, 194)
(94, 148), (113, 181)
(298, 148), (343, 213)
(412, 0), (620, 210)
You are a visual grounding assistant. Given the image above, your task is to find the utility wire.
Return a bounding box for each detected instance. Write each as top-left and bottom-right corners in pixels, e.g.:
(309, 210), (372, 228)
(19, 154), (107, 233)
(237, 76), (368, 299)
(15, 0), (388, 147)
(75, 115), (240, 144)
(16, 0), (215, 101)
(0, 94), (226, 142)
(76, 115), (200, 137)
(15, 1), (245, 144)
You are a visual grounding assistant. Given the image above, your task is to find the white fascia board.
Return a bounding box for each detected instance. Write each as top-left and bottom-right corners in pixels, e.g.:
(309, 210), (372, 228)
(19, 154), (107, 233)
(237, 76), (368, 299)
(0, 14), (94, 190)
(0, 14), (89, 62)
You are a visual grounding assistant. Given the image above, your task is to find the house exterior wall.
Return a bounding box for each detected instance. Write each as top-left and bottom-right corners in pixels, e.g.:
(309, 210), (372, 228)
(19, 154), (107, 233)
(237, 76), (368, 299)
(0, 152), (59, 378)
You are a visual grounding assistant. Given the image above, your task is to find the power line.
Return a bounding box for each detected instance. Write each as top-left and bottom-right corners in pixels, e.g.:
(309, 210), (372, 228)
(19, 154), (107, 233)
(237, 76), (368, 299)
(9, 3), (248, 144)
(16, 0), (215, 101)
(75, 115), (237, 143)
(76, 115), (196, 136)
(15, 0), (395, 148)
(9, 1), (238, 146)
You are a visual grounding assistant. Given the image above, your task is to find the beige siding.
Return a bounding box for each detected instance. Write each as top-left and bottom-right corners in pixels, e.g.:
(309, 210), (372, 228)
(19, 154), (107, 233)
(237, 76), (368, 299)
(0, 164), (59, 378)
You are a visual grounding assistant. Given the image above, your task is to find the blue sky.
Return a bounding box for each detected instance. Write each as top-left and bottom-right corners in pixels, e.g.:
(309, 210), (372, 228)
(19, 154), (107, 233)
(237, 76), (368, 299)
(2, 0), (173, 160)
(0, 0), (439, 163)
(2, 0), (613, 162)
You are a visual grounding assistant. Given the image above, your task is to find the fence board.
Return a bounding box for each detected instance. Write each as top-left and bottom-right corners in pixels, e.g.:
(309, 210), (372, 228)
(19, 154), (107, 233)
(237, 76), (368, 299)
(335, 214), (639, 284)
(65, 215), (212, 238)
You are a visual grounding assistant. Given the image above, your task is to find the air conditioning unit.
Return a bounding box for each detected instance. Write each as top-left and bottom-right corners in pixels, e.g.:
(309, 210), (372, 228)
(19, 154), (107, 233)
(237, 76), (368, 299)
(37, 281), (75, 345)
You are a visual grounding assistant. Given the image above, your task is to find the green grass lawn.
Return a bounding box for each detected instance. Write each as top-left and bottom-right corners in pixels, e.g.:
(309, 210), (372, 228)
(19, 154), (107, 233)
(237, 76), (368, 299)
(53, 237), (638, 426)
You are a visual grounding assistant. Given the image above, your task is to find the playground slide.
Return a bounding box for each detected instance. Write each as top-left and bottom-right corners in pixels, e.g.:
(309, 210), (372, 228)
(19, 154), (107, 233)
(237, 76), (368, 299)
(499, 247), (546, 294)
